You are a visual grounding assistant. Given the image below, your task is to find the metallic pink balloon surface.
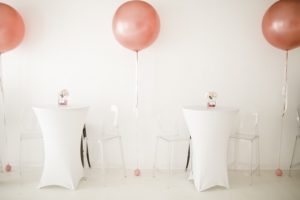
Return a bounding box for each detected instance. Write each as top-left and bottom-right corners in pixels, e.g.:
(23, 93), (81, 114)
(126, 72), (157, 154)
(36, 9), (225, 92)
(0, 2), (25, 53)
(112, 1), (160, 52)
(262, 0), (300, 50)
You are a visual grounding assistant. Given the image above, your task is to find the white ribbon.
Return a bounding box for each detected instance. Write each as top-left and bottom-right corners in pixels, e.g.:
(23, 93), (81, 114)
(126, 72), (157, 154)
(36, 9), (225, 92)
(0, 53), (8, 168)
(278, 50), (289, 169)
(0, 53), (4, 103)
(135, 51), (139, 118)
(0, 53), (6, 127)
(135, 51), (140, 169)
(282, 51), (288, 117)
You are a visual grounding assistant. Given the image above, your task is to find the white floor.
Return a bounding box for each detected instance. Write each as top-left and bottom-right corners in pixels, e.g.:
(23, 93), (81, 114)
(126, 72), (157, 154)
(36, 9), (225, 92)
(1, 169), (300, 200)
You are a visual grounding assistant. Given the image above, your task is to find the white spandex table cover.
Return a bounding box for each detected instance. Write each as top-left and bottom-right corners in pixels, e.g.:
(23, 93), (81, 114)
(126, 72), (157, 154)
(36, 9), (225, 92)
(33, 105), (89, 189)
(183, 105), (238, 192)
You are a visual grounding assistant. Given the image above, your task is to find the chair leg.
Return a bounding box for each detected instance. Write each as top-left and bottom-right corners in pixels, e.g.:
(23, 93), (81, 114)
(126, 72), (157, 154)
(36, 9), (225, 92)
(152, 137), (159, 177)
(190, 140), (193, 167)
(118, 137), (127, 177)
(289, 136), (298, 177)
(98, 140), (105, 176)
(250, 140), (254, 185)
(19, 138), (23, 182)
(169, 142), (175, 175)
(233, 138), (238, 170)
(256, 137), (261, 176)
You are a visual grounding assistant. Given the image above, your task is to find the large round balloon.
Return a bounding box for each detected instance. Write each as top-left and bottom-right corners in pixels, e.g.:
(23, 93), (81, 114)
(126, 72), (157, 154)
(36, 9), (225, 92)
(112, 0), (160, 52)
(0, 3), (25, 53)
(262, 0), (300, 50)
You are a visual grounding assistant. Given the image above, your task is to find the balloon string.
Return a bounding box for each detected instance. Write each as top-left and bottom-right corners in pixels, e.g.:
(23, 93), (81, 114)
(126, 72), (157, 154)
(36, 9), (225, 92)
(135, 51), (140, 169)
(278, 50), (289, 168)
(0, 53), (4, 108)
(0, 53), (8, 166)
(282, 50), (288, 117)
(135, 51), (139, 116)
(278, 116), (284, 168)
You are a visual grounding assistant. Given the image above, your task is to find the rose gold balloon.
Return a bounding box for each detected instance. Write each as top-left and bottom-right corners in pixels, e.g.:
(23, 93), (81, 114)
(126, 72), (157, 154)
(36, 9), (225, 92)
(112, 0), (160, 52)
(0, 3), (25, 53)
(262, 0), (300, 50)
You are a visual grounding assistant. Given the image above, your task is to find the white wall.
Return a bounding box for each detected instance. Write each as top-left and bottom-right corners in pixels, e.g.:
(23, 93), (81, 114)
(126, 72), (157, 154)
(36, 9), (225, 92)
(1, 0), (300, 170)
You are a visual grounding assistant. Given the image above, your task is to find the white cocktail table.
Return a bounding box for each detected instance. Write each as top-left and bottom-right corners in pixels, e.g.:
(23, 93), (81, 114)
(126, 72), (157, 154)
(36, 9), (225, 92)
(183, 105), (238, 191)
(33, 105), (89, 189)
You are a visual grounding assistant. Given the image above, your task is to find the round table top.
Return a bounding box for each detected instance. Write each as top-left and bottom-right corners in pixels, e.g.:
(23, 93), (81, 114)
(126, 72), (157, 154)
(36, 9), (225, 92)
(183, 105), (238, 112)
(33, 104), (89, 110)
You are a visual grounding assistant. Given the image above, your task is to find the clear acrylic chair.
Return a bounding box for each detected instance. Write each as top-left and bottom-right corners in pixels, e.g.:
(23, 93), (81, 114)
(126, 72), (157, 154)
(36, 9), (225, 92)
(289, 107), (300, 176)
(97, 105), (126, 177)
(152, 113), (190, 177)
(19, 107), (43, 178)
(230, 112), (260, 185)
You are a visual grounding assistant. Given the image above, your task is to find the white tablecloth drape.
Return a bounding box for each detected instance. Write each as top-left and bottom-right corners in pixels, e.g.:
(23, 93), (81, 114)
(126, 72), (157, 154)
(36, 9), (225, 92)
(33, 105), (89, 189)
(183, 106), (238, 192)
